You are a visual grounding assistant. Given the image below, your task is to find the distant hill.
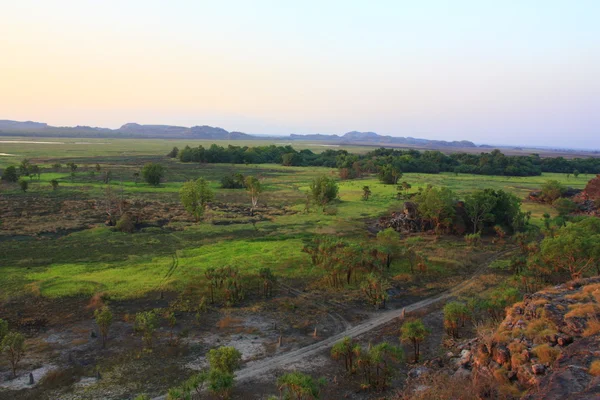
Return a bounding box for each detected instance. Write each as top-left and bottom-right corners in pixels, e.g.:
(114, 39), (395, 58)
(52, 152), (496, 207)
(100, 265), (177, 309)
(0, 120), (252, 140)
(0, 119), (475, 147)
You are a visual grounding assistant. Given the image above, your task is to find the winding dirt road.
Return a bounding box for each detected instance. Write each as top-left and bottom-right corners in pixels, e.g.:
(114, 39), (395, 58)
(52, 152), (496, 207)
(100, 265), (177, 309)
(153, 248), (514, 399)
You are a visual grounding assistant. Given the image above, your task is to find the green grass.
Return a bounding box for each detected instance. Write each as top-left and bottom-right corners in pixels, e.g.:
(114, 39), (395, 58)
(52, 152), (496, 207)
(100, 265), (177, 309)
(1, 138), (593, 300)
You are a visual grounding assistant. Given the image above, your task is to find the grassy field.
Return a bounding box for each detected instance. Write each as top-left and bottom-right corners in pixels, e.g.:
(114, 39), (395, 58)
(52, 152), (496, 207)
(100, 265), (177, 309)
(0, 138), (591, 301)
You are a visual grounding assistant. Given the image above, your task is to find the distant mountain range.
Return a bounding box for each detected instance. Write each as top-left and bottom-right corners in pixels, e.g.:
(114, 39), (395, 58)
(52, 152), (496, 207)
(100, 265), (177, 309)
(0, 119), (477, 148)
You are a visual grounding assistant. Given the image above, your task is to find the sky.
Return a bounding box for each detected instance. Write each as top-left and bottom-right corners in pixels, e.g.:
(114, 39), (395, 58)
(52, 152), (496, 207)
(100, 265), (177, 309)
(0, 1), (599, 148)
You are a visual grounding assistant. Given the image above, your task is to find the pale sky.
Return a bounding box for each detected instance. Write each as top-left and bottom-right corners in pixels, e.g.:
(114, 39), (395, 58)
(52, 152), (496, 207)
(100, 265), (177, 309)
(1, 1), (599, 147)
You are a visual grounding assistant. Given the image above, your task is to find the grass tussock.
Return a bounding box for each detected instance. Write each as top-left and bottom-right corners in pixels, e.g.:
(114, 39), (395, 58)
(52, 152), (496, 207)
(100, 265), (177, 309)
(589, 360), (600, 376)
(532, 344), (560, 364)
(565, 303), (600, 319)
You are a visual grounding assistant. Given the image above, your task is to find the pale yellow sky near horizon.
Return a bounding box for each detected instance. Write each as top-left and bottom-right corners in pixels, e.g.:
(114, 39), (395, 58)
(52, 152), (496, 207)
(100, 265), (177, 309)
(1, 1), (599, 147)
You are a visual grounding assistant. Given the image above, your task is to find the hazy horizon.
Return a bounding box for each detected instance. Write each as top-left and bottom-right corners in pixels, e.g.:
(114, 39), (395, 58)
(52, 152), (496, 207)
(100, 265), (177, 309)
(1, 1), (599, 148)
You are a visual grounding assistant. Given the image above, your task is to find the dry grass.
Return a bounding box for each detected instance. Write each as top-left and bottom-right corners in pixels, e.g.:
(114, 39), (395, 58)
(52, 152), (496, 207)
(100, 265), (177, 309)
(216, 315), (243, 329)
(565, 303), (600, 319)
(524, 319), (558, 343)
(589, 360), (600, 376)
(583, 317), (600, 337)
(532, 344), (561, 364)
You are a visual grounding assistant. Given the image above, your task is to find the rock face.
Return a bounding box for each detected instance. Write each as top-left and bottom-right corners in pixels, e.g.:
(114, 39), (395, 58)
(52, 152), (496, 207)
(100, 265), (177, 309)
(457, 277), (600, 399)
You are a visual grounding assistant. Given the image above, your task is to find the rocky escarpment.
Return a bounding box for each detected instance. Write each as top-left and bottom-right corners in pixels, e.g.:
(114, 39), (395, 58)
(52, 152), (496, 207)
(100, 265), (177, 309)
(456, 277), (600, 399)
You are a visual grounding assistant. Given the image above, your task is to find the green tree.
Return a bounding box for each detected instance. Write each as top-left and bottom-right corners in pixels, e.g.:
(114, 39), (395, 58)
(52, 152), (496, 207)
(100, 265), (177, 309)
(18, 178), (28, 192)
(179, 178), (214, 221)
(378, 164), (401, 184)
(1, 166), (18, 182)
(413, 186), (457, 232)
(135, 310), (159, 348)
(19, 158), (31, 176)
(331, 337), (360, 373)
(443, 301), (471, 338)
(277, 371), (326, 400)
(50, 179), (59, 190)
(167, 147), (179, 158)
(573, 169), (580, 178)
(362, 186), (372, 201)
(309, 175), (339, 207)
(208, 346), (242, 374)
(259, 267), (276, 298)
(400, 319), (430, 363)
(464, 190), (497, 233)
(553, 197), (578, 217)
(541, 180), (566, 203)
(244, 176), (262, 212)
(539, 217), (600, 280)
(94, 306), (113, 348)
(376, 228), (401, 269)
(2, 331), (26, 378)
(142, 163), (165, 186)
(361, 273), (389, 309)
(208, 369), (234, 400)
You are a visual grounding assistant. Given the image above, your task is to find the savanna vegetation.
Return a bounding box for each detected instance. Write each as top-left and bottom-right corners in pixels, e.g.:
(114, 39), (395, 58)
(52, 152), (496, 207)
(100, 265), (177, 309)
(0, 138), (598, 399)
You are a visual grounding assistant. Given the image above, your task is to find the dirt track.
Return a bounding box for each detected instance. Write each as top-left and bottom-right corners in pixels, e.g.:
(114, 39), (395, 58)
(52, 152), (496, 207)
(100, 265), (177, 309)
(153, 248), (514, 399)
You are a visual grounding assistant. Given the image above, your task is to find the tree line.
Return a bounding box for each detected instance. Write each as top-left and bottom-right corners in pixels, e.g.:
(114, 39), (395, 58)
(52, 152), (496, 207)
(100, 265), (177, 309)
(172, 144), (600, 177)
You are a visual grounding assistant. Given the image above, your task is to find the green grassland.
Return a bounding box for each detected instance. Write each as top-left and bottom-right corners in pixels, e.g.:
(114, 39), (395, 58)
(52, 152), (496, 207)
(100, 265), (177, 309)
(0, 139), (591, 301)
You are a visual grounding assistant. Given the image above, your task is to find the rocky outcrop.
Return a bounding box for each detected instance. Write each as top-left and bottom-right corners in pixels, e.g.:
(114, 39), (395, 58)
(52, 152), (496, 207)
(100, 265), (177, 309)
(451, 277), (600, 399)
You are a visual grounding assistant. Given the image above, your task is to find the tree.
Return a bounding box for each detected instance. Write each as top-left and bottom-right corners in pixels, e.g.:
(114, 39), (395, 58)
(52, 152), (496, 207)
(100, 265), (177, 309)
(208, 369), (234, 400)
(50, 179), (59, 190)
(142, 163), (165, 186)
(18, 178), (28, 192)
(541, 180), (566, 203)
(464, 190), (497, 233)
(135, 310), (159, 348)
(94, 306), (113, 348)
(167, 147), (179, 158)
(259, 268), (276, 298)
(331, 337), (360, 373)
(277, 371), (326, 400)
(413, 186), (457, 232)
(165, 311), (177, 346)
(376, 228), (401, 269)
(1, 166), (18, 182)
(538, 217), (600, 280)
(361, 273), (389, 309)
(400, 319), (430, 362)
(244, 176), (262, 212)
(2, 331), (26, 378)
(29, 164), (41, 180)
(573, 169), (580, 178)
(19, 159), (31, 176)
(179, 178), (214, 221)
(443, 301), (471, 338)
(309, 175), (339, 207)
(378, 164), (401, 184)
(554, 197), (578, 217)
(362, 186), (372, 201)
(208, 346), (242, 374)
(362, 342), (404, 390)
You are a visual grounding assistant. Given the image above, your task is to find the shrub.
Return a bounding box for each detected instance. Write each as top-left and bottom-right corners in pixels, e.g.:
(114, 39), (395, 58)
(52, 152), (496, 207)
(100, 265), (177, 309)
(115, 214), (135, 233)
(532, 343), (560, 364)
(1, 166), (18, 182)
(141, 163), (165, 186)
(323, 205), (338, 215)
(465, 233), (481, 246)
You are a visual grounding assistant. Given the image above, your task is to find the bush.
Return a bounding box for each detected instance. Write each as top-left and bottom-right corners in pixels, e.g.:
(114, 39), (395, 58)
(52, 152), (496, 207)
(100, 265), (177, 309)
(464, 232), (481, 246)
(115, 214), (135, 233)
(1, 166), (18, 182)
(532, 343), (560, 364)
(323, 205), (338, 215)
(589, 360), (600, 376)
(142, 163), (165, 186)
(309, 175), (339, 206)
